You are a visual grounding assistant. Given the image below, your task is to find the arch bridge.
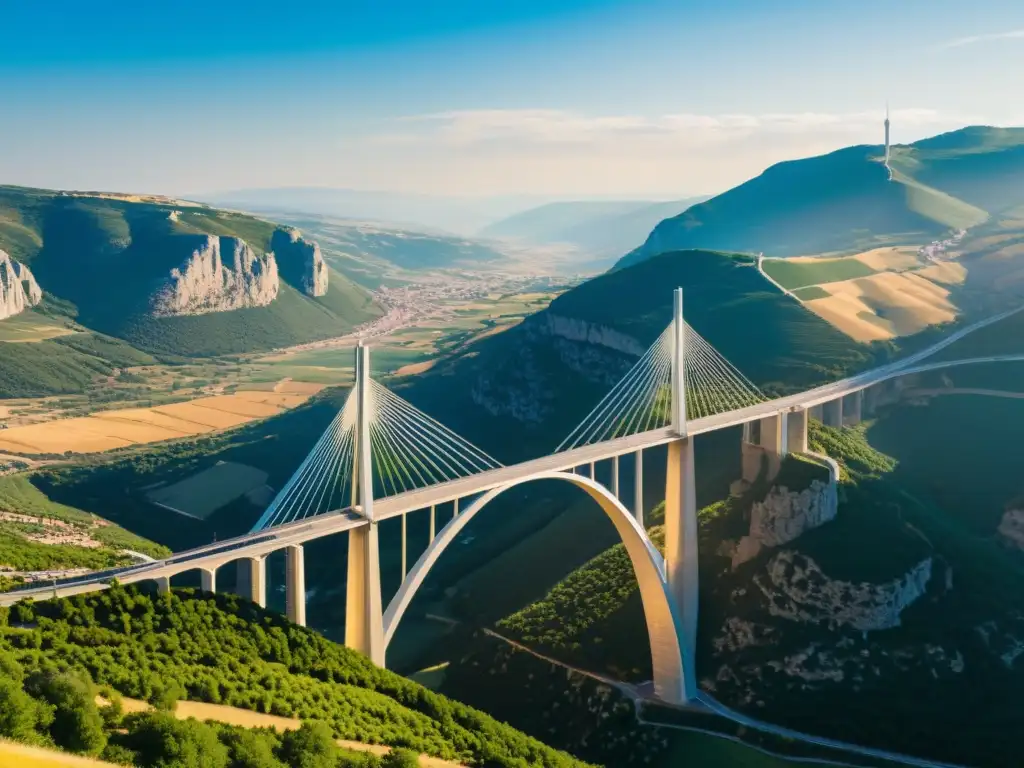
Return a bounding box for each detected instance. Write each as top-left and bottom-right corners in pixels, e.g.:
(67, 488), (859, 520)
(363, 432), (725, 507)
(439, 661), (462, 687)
(4, 291), (1022, 708)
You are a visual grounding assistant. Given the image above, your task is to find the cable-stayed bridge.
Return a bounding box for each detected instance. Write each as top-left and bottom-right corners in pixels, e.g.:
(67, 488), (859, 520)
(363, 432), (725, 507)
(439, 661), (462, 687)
(3, 291), (1022, 711)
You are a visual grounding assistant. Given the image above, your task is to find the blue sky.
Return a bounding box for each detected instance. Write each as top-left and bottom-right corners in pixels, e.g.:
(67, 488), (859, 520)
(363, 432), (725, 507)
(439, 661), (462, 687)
(2, 0), (1022, 199)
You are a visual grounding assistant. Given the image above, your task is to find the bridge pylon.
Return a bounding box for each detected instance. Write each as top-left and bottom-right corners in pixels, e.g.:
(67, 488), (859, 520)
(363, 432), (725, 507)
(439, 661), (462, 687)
(663, 286), (699, 703)
(345, 342), (385, 665)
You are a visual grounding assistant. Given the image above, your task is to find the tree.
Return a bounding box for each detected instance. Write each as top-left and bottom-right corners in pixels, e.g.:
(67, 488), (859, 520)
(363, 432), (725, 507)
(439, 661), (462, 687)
(381, 748), (420, 768)
(277, 721), (339, 768)
(0, 676), (52, 744)
(220, 727), (286, 768)
(26, 670), (107, 756)
(120, 711), (229, 768)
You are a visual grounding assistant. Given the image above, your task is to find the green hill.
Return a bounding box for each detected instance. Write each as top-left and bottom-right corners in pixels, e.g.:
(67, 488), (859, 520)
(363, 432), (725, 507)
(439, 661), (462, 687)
(0, 584), (593, 767)
(617, 126), (1024, 268)
(0, 186), (381, 358)
(400, 248), (874, 463)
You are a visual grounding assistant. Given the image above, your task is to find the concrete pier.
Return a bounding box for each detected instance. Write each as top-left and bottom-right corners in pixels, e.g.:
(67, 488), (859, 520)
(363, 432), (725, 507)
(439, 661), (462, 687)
(285, 545), (306, 627)
(663, 437), (698, 703)
(199, 568), (216, 595)
(822, 399), (843, 427)
(842, 390), (863, 426)
(787, 407), (809, 454)
(155, 576), (170, 595)
(237, 558), (266, 608)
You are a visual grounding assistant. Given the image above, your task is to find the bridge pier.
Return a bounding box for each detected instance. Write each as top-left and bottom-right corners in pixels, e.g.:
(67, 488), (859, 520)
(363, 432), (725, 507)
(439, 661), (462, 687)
(345, 524), (384, 666)
(237, 557), (266, 608)
(285, 545), (306, 627)
(199, 568), (216, 595)
(822, 398), (843, 427)
(155, 576), (170, 595)
(787, 407), (809, 454)
(634, 449), (644, 525)
(663, 437), (698, 703)
(842, 391), (863, 426)
(741, 413), (786, 483)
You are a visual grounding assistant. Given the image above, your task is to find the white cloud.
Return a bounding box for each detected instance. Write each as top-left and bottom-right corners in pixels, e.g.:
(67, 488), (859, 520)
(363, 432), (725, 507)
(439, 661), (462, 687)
(382, 108), (974, 148)
(939, 28), (1024, 49)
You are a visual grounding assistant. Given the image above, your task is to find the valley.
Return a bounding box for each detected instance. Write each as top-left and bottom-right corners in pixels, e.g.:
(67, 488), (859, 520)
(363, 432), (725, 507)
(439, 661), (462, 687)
(2, 124), (1024, 768)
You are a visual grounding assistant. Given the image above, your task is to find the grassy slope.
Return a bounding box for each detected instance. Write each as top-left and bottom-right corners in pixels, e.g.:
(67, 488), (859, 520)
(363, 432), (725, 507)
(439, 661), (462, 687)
(0, 586), (593, 768)
(0, 186), (381, 358)
(761, 257), (876, 289)
(617, 126), (1024, 269)
(544, 249), (874, 392)
(0, 333), (155, 399)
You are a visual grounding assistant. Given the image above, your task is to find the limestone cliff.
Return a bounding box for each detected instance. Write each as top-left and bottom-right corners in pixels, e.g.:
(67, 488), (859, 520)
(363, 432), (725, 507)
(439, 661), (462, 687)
(997, 509), (1024, 550)
(0, 249), (43, 320)
(151, 236), (279, 317)
(271, 228), (328, 297)
(470, 313), (640, 424)
(732, 480), (838, 567)
(755, 550), (932, 631)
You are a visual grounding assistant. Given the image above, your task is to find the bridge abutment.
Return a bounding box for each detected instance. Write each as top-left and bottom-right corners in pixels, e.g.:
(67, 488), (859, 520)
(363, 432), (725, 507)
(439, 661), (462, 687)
(286, 545), (306, 627)
(664, 437), (698, 703)
(345, 524), (385, 666)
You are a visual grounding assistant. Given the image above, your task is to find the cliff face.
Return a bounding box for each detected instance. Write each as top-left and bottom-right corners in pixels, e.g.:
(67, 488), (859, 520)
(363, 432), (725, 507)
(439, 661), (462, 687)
(469, 313), (639, 424)
(271, 228), (328, 297)
(997, 509), (1024, 550)
(0, 249), (43, 320)
(151, 236), (279, 317)
(732, 480), (839, 567)
(755, 550), (932, 632)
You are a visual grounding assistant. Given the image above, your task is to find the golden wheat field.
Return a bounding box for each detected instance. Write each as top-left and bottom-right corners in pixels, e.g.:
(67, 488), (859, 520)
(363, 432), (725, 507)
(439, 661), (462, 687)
(804, 271), (958, 342)
(0, 385), (323, 455)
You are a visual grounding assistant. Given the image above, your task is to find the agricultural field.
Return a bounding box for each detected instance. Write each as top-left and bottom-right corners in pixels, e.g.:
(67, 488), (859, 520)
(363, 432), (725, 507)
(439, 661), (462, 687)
(0, 311), (76, 343)
(763, 244), (974, 342)
(0, 384), (322, 455)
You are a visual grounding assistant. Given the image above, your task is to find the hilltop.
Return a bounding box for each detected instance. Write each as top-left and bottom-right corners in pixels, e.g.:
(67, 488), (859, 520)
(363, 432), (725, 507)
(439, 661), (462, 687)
(618, 126), (1024, 268)
(0, 185), (381, 358)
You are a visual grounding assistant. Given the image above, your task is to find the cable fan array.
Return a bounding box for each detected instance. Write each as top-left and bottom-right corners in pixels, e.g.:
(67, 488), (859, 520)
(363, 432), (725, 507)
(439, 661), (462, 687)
(252, 381), (501, 531)
(557, 321), (766, 451)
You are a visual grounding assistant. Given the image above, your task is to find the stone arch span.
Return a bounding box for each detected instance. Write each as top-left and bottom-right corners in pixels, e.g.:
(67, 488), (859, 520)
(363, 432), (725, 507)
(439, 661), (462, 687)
(382, 470), (691, 704)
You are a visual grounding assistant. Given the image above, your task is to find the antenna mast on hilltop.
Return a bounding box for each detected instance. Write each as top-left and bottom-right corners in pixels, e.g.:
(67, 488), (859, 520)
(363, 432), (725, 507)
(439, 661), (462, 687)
(884, 102), (892, 180)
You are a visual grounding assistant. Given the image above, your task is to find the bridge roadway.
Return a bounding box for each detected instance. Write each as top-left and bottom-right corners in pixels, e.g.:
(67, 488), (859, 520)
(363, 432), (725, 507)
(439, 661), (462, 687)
(2, 305), (1021, 606)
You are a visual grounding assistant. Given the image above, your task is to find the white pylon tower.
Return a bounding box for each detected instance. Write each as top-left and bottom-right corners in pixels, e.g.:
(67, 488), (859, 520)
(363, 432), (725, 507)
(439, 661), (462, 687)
(345, 341), (385, 665)
(671, 287), (687, 436)
(663, 286), (698, 703)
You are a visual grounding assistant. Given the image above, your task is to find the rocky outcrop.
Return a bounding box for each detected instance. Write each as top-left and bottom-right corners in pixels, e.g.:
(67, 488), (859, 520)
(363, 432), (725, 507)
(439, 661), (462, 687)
(0, 250), (43, 320)
(997, 509), (1024, 550)
(151, 236), (278, 317)
(755, 550), (932, 631)
(272, 228), (328, 297)
(732, 480), (838, 568)
(540, 314), (646, 357)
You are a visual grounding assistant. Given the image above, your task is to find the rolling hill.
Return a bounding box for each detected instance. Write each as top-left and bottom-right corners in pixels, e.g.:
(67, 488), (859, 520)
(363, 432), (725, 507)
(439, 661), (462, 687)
(480, 198), (709, 261)
(617, 126), (1024, 269)
(0, 186), (381, 358)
